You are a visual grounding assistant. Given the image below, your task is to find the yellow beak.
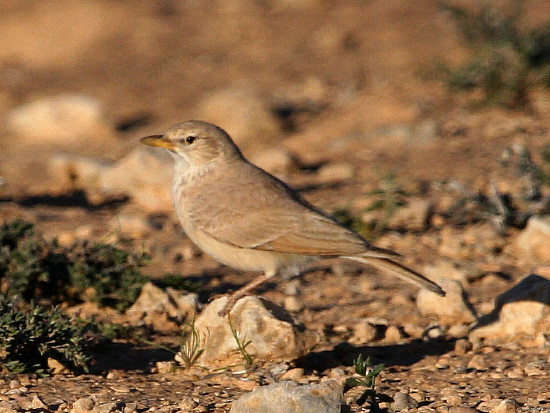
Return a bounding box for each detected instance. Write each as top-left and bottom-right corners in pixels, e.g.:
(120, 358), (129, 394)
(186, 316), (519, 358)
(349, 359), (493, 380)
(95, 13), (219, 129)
(140, 135), (176, 150)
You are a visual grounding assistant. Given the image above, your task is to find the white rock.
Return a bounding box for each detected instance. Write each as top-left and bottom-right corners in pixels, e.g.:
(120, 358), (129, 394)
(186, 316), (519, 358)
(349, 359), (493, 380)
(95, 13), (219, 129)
(385, 325), (403, 342)
(447, 323), (470, 338)
(7, 94), (109, 144)
(515, 216), (550, 262)
(126, 282), (198, 325)
(229, 380), (343, 413)
(470, 274), (550, 341)
(315, 162), (355, 185)
(108, 213), (153, 239)
(99, 146), (173, 212)
(191, 296), (318, 367)
(417, 278), (477, 325)
(284, 296), (304, 312)
(350, 319), (380, 344)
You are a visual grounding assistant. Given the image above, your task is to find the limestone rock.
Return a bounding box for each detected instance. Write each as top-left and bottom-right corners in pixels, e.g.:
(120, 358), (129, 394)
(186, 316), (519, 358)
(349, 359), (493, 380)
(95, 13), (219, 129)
(190, 296), (318, 367)
(515, 216), (550, 263)
(99, 146), (173, 212)
(126, 282), (198, 331)
(315, 162), (355, 185)
(229, 380), (343, 413)
(7, 94), (109, 144)
(108, 213), (153, 239)
(350, 319), (382, 344)
(47, 358), (71, 375)
(470, 274), (550, 342)
(416, 278), (477, 325)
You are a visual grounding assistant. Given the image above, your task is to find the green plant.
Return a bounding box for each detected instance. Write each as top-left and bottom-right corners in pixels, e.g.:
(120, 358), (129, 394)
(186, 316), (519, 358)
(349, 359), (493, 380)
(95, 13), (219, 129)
(367, 173), (407, 234)
(332, 208), (373, 239)
(334, 173), (406, 239)
(176, 317), (206, 368)
(68, 242), (149, 311)
(345, 354), (390, 410)
(154, 273), (203, 293)
(0, 295), (90, 375)
(436, 0), (550, 108)
(228, 315), (253, 367)
(0, 220), (149, 311)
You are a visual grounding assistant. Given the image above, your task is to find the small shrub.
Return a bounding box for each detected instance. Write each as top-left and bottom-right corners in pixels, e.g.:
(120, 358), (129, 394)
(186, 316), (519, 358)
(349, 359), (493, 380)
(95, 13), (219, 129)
(0, 220), (148, 311)
(436, 1), (550, 108)
(0, 295), (90, 374)
(68, 242), (149, 311)
(334, 173), (406, 239)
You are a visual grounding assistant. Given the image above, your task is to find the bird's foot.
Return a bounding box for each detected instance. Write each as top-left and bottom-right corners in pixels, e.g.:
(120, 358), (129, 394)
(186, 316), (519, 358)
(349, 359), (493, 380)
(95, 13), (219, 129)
(217, 291), (250, 316)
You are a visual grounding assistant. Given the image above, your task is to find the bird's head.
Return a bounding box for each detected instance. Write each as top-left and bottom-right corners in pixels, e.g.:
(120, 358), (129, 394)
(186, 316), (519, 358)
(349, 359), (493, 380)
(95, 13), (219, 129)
(140, 120), (243, 166)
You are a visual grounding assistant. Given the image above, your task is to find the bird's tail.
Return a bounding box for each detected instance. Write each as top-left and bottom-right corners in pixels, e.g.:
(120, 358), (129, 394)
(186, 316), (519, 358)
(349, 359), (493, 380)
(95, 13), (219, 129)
(345, 255), (445, 296)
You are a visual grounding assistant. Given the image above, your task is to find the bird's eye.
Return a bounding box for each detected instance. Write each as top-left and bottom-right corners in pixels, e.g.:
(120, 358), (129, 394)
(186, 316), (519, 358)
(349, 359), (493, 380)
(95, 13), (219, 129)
(184, 135), (197, 145)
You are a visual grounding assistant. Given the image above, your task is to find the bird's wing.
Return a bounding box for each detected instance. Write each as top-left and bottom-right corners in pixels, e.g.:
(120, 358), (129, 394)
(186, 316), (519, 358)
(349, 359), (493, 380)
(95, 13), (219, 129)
(186, 165), (395, 257)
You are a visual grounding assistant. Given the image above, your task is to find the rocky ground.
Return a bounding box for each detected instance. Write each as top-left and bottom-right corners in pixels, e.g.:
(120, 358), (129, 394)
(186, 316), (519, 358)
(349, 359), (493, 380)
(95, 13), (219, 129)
(2, 0), (550, 412)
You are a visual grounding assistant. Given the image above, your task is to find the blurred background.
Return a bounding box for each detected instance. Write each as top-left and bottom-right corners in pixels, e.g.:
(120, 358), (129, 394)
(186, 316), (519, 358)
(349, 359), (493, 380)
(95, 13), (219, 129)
(1, 0), (549, 200)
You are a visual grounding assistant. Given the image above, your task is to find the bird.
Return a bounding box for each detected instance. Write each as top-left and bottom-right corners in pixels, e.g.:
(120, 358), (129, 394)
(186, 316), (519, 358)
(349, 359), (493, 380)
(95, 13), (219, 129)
(141, 120), (445, 315)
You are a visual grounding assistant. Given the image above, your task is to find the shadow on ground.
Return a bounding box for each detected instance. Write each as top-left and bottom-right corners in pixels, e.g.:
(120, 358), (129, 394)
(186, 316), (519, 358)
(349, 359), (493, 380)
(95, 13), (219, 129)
(298, 338), (456, 371)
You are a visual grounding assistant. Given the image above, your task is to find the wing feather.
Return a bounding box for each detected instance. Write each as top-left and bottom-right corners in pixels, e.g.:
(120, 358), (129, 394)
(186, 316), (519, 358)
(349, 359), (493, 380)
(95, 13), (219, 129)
(185, 163), (378, 256)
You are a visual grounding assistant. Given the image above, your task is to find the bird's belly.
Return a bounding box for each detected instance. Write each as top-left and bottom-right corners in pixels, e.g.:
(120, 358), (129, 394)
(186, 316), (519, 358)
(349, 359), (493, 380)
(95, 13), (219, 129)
(185, 224), (312, 275)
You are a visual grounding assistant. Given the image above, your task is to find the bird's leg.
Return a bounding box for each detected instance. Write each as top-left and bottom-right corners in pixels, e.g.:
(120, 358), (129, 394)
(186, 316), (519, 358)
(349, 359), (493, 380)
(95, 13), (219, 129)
(218, 270), (277, 316)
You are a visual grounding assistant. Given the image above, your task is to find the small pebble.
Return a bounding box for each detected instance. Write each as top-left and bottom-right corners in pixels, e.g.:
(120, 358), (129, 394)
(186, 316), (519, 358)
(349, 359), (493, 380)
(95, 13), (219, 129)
(385, 325), (403, 342)
(124, 402), (138, 413)
(467, 354), (487, 371)
(283, 295), (304, 312)
(31, 396), (48, 409)
(98, 402), (117, 413)
(444, 395), (463, 406)
(505, 367), (524, 378)
(524, 361), (548, 376)
(352, 320), (379, 343)
(72, 397), (96, 413)
(454, 338), (473, 355)
(489, 399), (517, 413)
(477, 400), (502, 412)
(280, 368), (305, 381)
(391, 392), (419, 411)
(178, 397), (197, 410)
